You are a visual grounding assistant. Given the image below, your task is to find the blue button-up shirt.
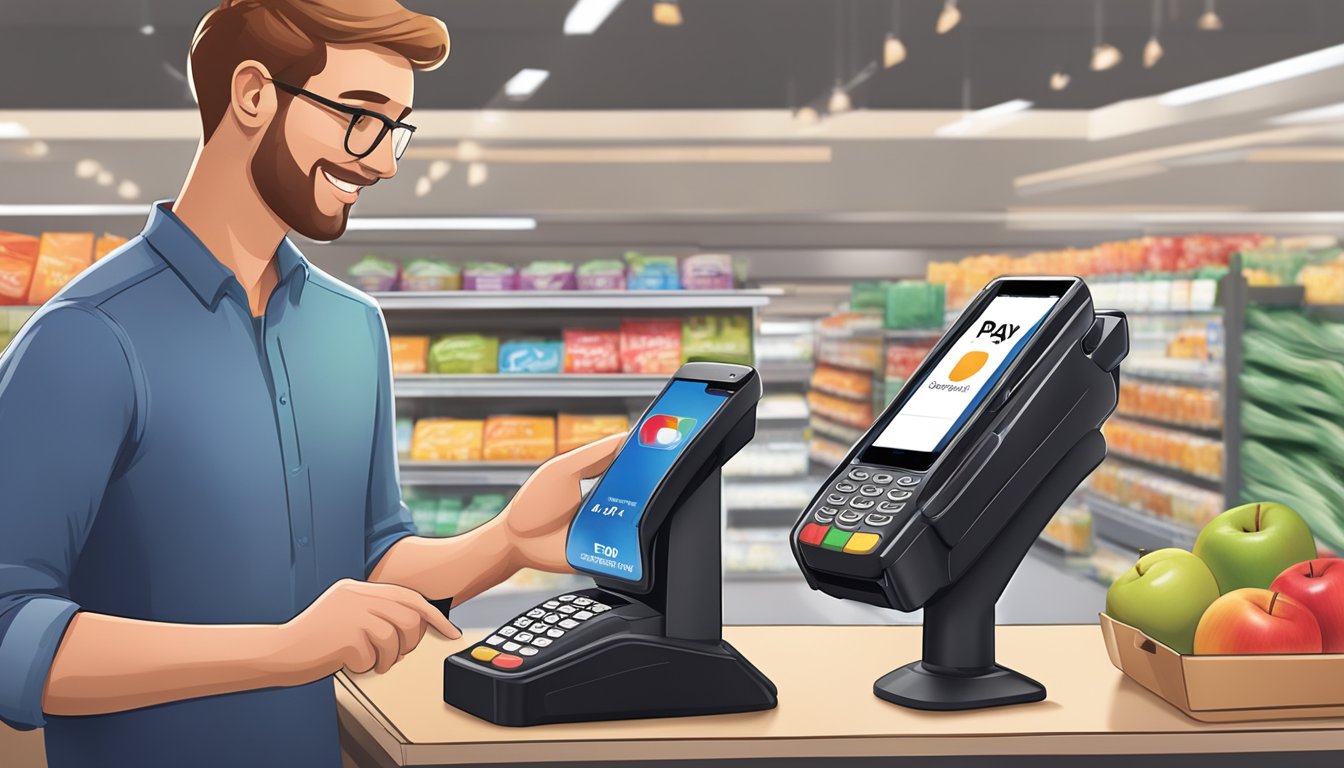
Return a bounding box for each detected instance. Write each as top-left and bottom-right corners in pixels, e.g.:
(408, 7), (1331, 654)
(0, 202), (416, 767)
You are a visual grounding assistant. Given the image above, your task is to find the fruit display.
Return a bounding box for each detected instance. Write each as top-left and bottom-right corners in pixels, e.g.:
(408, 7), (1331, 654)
(1193, 589), (1322, 655)
(1106, 548), (1221, 654)
(1117, 380), (1221, 430)
(1085, 463), (1223, 528)
(1102, 418), (1223, 481)
(345, 252), (741, 292)
(1193, 502), (1318, 594)
(1271, 559), (1344, 653)
(1242, 242), (1344, 305)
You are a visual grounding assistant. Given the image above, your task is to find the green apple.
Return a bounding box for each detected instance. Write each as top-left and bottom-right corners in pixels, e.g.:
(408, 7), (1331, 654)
(1106, 548), (1221, 655)
(1194, 502), (1317, 594)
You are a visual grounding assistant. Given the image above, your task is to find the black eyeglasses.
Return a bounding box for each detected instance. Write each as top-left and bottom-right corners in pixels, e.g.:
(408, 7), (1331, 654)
(270, 79), (416, 161)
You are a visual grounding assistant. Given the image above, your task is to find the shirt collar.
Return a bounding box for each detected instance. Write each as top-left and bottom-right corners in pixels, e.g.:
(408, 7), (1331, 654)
(141, 200), (311, 310)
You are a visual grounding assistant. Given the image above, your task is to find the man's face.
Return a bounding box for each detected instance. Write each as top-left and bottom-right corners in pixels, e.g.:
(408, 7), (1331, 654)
(252, 44), (414, 241)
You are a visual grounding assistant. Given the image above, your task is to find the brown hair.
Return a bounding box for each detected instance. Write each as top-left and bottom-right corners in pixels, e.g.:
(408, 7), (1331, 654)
(188, 0), (449, 141)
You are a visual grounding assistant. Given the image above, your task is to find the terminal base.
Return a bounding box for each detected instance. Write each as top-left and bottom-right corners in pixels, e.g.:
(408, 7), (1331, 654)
(874, 661), (1046, 711)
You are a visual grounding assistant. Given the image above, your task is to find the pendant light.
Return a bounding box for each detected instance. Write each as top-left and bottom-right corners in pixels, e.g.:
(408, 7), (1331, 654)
(1197, 0), (1222, 31)
(794, 105), (820, 126)
(936, 0), (961, 35)
(828, 3), (851, 115)
(1050, 71), (1071, 91)
(1144, 0), (1164, 68)
(1090, 1), (1122, 72)
(652, 0), (682, 27)
(884, 1), (907, 68)
(828, 84), (853, 114)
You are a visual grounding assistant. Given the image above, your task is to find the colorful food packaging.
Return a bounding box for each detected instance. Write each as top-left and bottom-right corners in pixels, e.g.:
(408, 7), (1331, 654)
(0, 232), (39, 305)
(563, 329), (621, 374)
(499, 339), (563, 374)
(434, 496), (466, 537)
(389, 336), (430, 375)
(519, 261), (577, 291)
(27, 232), (94, 305)
(682, 314), (752, 365)
(410, 418), (484, 462)
(577, 260), (626, 290)
(429, 334), (499, 374)
(483, 415), (556, 462)
(680, 253), (735, 290)
(396, 417), (414, 458)
(348, 255), (399, 292)
(619, 318), (683, 374)
(624, 251), (681, 290)
(462, 262), (519, 291)
(399, 259), (461, 291)
(557, 414), (629, 454)
(95, 233), (129, 261)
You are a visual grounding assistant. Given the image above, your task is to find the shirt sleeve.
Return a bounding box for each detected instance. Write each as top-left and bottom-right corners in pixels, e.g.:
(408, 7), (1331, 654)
(0, 302), (138, 729)
(363, 306), (416, 578)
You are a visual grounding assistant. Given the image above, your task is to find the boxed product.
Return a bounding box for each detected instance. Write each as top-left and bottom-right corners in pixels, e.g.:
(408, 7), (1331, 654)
(680, 253), (735, 290)
(0, 232), (39, 305)
(557, 413), (629, 454)
(348, 255), (399, 292)
(499, 339), (563, 374)
(429, 334), (499, 374)
(682, 314), (752, 365)
(520, 261), (577, 291)
(483, 415), (556, 462)
(885, 281), (946, 330)
(28, 232), (94, 305)
(434, 496), (466, 537)
(407, 496), (439, 536)
(410, 418), (484, 462)
(399, 259), (461, 292)
(462, 262), (519, 291)
(619, 319), (682, 374)
(577, 260), (626, 290)
(389, 335), (430, 375)
(624, 251), (681, 290)
(95, 233), (128, 261)
(563, 329), (621, 374)
(396, 417), (414, 458)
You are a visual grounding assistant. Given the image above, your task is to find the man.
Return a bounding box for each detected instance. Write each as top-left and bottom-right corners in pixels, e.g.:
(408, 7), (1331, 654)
(0, 2), (622, 766)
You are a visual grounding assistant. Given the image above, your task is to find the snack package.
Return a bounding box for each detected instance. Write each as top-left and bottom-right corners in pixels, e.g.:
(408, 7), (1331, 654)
(95, 233), (129, 261)
(27, 232), (94, 305)
(434, 496), (466, 537)
(483, 415), (556, 462)
(499, 339), (563, 374)
(396, 417), (414, 458)
(389, 336), (430, 375)
(0, 232), (39, 305)
(399, 259), (461, 292)
(624, 251), (681, 290)
(348, 255), (399, 292)
(519, 261), (577, 291)
(407, 496), (439, 536)
(462, 262), (519, 291)
(429, 334), (499, 374)
(557, 413), (629, 454)
(680, 253), (735, 290)
(620, 318), (683, 374)
(577, 260), (626, 290)
(410, 418), (484, 462)
(563, 328), (621, 374)
(682, 314), (752, 365)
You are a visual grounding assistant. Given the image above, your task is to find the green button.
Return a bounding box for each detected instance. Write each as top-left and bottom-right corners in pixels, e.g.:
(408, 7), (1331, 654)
(822, 528), (852, 550)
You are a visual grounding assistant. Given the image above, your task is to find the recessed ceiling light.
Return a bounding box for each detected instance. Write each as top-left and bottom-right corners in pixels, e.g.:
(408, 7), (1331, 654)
(565, 0), (622, 35)
(504, 68), (551, 100)
(117, 180), (140, 200)
(428, 160), (452, 181)
(140, 24), (155, 35)
(96, 170), (115, 186)
(457, 140), (483, 162)
(75, 159), (101, 178)
(414, 177), (432, 197)
(468, 162), (489, 187)
(21, 140), (49, 158)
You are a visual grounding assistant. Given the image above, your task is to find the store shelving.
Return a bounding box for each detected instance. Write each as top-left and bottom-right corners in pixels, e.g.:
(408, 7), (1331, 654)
(1110, 412), (1221, 439)
(393, 373), (664, 398)
(1105, 453), (1222, 491)
(371, 289), (777, 311)
(399, 461), (539, 487)
(1082, 492), (1199, 553)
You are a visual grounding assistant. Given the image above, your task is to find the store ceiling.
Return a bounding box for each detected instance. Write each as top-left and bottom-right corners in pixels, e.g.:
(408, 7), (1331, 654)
(4, 0), (1344, 111)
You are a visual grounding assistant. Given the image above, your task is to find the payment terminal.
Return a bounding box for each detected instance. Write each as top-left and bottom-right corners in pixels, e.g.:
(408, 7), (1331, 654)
(791, 276), (1128, 710)
(443, 362), (777, 726)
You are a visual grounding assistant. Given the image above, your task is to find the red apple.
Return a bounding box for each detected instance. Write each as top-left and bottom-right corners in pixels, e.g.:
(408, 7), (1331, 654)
(1271, 558), (1344, 653)
(1193, 588), (1323, 655)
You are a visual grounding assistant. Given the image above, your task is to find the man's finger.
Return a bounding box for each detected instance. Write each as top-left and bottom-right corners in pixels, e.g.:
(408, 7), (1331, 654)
(404, 595), (462, 639)
(367, 603), (422, 655)
(555, 432), (626, 478)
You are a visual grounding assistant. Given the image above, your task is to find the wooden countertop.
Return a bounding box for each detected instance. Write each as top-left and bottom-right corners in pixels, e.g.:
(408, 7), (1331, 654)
(336, 624), (1344, 766)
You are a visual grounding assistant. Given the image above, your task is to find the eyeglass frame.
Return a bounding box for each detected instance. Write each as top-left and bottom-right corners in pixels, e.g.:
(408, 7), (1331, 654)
(268, 78), (417, 161)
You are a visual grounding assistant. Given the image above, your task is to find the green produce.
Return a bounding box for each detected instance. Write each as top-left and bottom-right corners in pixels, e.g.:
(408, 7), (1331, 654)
(1193, 502), (1317, 594)
(1241, 400), (1344, 467)
(1241, 365), (1341, 418)
(1242, 333), (1344, 403)
(1241, 440), (1344, 553)
(1106, 548), (1221, 655)
(1246, 308), (1344, 358)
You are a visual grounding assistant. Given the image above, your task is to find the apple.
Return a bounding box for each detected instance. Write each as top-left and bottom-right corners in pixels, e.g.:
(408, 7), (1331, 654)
(1193, 502), (1317, 593)
(1106, 548), (1220, 655)
(1194, 588), (1323, 655)
(1271, 558), (1344, 653)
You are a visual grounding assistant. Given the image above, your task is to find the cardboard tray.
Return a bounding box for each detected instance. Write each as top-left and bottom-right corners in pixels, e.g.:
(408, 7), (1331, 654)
(1100, 612), (1344, 722)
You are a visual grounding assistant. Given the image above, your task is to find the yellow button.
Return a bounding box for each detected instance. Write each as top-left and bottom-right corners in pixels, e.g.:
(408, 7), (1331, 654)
(844, 532), (881, 554)
(470, 646), (500, 662)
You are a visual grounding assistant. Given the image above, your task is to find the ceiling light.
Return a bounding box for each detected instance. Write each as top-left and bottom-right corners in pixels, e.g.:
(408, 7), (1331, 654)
(1091, 44), (1122, 72)
(21, 140), (49, 158)
(457, 140), (483, 162)
(428, 160), (452, 180)
(828, 85), (852, 115)
(96, 170), (114, 186)
(0, 122), (29, 139)
(794, 106), (820, 125)
(1050, 71), (1071, 91)
(116, 180), (140, 200)
(653, 0), (682, 27)
(75, 159), (100, 178)
(1159, 43), (1344, 106)
(504, 68), (551, 100)
(414, 177), (432, 197)
(937, 99), (1034, 137)
(1144, 37), (1164, 68)
(468, 162), (489, 187)
(1197, 0), (1222, 31)
(140, 24), (155, 35)
(564, 0), (622, 35)
(343, 217), (537, 232)
(936, 0), (961, 34)
(883, 34), (907, 68)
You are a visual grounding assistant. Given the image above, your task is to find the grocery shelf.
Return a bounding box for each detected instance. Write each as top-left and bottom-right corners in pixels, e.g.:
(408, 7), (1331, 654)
(1111, 412), (1222, 439)
(1082, 491), (1199, 553)
(1122, 358), (1223, 388)
(723, 569), (802, 582)
(884, 328), (943, 341)
(1305, 304), (1344, 322)
(371, 289), (779, 311)
(394, 374), (664, 399)
(756, 410), (810, 423)
(755, 360), (814, 384)
(399, 461), (538, 486)
(1104, 453), (1222, 492)
(728, 507), (807, 527)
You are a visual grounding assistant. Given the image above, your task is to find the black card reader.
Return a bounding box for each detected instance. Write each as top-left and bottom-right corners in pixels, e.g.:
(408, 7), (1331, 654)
(443, 362), (778, 726)
(791, 276), (1128, 711)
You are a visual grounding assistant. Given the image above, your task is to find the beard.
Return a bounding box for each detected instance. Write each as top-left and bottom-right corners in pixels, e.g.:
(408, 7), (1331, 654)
(251, 108), (363, 242)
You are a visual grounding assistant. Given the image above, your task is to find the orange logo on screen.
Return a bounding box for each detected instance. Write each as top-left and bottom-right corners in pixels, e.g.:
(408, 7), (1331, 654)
(949, 351), (989, 382)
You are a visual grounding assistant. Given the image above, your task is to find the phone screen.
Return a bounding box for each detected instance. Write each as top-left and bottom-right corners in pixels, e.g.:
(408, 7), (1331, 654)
(566, 380), (729, 582)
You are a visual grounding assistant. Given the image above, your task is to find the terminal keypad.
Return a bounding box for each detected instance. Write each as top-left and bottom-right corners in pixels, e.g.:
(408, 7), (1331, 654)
(464, 590), (620, 673)
(802, 465), (923, 556)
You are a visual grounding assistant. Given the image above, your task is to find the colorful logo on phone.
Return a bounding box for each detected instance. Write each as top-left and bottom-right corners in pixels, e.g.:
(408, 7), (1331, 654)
(638, 414), (697, 450)
(949, 351), (989, 382)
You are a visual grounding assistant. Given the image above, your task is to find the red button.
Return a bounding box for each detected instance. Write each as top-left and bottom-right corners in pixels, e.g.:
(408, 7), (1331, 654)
(800, 523), (829, 546)
(491, 654), (524, 669)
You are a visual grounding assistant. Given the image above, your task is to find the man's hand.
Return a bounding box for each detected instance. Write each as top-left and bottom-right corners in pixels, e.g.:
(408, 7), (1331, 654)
(503, 433), (626, 573)
(281, 579), (461, 676)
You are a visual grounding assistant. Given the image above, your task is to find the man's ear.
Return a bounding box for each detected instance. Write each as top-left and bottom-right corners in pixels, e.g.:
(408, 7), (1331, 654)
(229, 60), (275, 133)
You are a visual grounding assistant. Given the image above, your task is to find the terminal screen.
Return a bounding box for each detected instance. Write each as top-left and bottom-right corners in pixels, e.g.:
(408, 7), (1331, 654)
(566, 380), (728, 582)
(872, 293), (1060, 454)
